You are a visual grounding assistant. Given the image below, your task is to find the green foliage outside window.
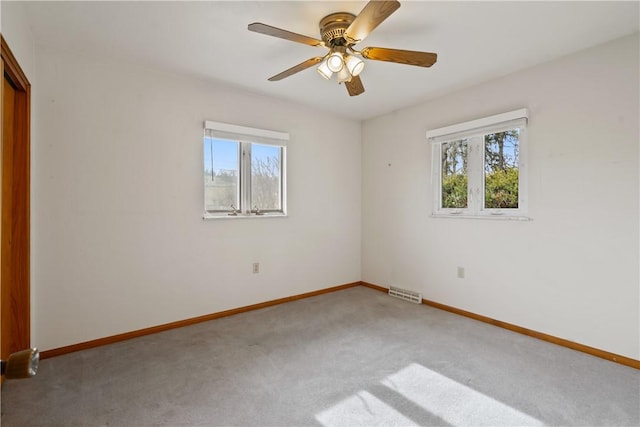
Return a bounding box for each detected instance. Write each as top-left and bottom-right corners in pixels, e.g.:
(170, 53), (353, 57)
(442, 174), (468, 208)
(485, 168), (519, 208)
(442, 169), (518, 209)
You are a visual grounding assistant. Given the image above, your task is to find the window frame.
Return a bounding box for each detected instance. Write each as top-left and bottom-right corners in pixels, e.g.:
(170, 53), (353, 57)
(203, 121), (288, 219)
(428, 109), (530, 220)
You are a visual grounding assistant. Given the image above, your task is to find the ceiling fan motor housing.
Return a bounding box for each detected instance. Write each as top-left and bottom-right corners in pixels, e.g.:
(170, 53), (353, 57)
(319, 12), (355, 46)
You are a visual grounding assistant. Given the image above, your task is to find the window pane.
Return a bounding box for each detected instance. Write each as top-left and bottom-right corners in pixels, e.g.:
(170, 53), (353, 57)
(251, 144), (282, 211)
(204, 137), (239, 211)
(484, 129), (519, 208)
(441, 140), (468, 208)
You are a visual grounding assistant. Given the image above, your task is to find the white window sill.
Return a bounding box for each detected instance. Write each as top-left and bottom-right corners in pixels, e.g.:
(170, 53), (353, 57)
(431, 213), (532, 221)
(203, 212), (287, 220)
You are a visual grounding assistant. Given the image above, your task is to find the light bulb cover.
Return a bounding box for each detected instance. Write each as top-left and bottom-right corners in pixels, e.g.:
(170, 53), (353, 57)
(327, 52), (344, 73)
(345, 55), (365, 77)
(317, 60), (333, 80)
(337, 66), (353, 83)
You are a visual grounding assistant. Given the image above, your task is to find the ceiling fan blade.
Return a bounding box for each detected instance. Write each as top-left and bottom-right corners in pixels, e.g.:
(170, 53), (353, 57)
(344, 0), (401, 44)
(268, 57), (324, 81)
(345, 75), (365, 97)
(361, 47), (437, 67)
(248, 23), (325, 47)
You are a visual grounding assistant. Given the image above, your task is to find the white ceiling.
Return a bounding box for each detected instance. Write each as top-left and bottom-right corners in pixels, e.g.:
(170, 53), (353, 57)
(21, 1), (640, 121)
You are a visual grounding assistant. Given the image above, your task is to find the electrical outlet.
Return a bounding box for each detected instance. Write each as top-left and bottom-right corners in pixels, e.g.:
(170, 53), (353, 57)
(457, 267), (465, 279)
(253, 262), (260, 274)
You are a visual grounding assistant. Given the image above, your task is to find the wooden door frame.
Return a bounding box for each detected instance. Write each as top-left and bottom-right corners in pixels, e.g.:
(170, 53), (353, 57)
(1, 35), (31, 375)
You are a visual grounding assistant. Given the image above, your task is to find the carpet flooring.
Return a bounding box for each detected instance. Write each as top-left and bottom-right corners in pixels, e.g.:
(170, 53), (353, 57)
(1, 286), (639, 426)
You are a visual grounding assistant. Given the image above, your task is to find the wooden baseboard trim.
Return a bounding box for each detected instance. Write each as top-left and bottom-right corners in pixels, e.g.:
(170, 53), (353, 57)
(40, 281), (361, 359)
(360, 282), (639, 370)
(40, 280), (640, 370)
(360, 282), (388, 293)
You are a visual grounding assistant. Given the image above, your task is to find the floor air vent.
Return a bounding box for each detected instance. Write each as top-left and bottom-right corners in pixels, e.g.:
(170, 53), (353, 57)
(388, 286), (422, 304)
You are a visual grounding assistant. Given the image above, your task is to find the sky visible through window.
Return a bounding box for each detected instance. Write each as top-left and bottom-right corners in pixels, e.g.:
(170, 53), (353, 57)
(484, 129), (519, 173)
(204, 137), (277, 174)
(204, 137), (237, 174)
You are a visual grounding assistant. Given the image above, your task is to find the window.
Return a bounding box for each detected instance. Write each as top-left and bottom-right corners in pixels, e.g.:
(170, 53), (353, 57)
(204, 121), (287, 218)
(428, 109), (528, 219)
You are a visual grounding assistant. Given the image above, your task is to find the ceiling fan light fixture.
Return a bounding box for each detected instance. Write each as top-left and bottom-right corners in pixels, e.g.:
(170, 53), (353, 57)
(317, 60), (333, 80)
(249, 0), (437, 97)
(327, 52), (344, 73)
(336, 66), (353, 83)
(345, 54), (365, 77)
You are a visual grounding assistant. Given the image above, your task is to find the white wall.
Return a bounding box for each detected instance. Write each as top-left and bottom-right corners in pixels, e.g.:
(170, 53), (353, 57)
(1, 1), (36, 81)
(31, 48), (361, 350)
(362, 33), (639, 360)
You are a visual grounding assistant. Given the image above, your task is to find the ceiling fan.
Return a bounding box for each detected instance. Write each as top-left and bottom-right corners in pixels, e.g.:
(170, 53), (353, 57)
(248, 0), (437, 97)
